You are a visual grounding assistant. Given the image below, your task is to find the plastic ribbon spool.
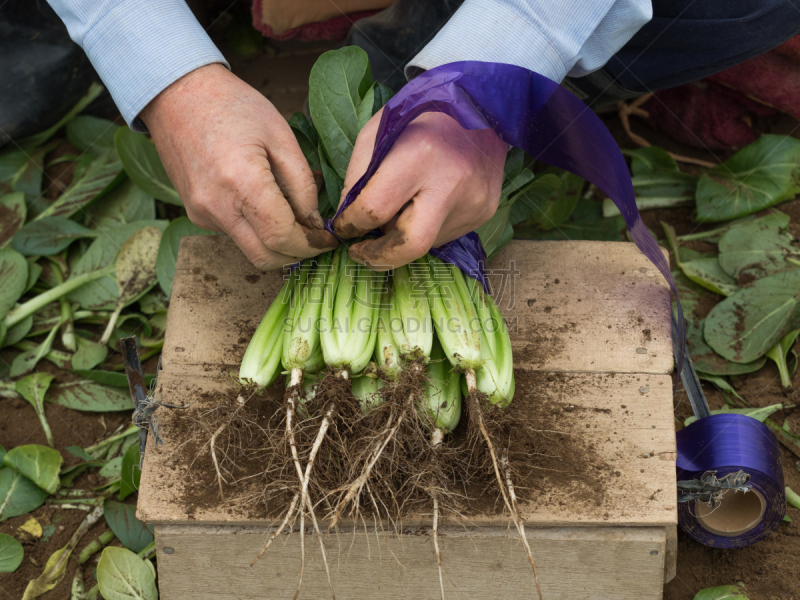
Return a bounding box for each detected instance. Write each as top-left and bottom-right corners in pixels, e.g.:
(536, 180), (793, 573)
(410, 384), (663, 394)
(677, 414), (786, 548)
(327, 61), (786, 547)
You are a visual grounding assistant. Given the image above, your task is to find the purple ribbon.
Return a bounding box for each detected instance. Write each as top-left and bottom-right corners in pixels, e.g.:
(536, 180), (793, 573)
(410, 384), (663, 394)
(676, 413), (785, 547)
(328, 61), (685, 382)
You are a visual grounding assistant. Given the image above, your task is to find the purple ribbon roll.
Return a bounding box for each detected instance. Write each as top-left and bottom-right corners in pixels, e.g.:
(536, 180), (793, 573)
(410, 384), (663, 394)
(328, 61), (685, 382)
(676, 413), (786, 548)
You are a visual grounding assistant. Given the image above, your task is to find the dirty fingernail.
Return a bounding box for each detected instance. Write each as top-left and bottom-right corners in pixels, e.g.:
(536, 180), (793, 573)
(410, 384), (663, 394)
(309, 210), (325, 229)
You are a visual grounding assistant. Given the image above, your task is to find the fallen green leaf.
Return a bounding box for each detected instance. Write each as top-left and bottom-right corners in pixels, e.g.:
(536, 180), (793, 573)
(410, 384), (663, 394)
(692, 583), (749, 600)
(685, 402), (793, 426)
(48, 381), (134, 412)
(69, 369), (156, 388)
(0, 532), (24, 572)
(12, 217), (98, 256)
(115, 127), (181, 206)
(72, 336), (109, 370)
(718, 219), (800, 281)
(65, 115), (120, 156)
(97, 546), (158, 600)
(704, 270), (800, 363)
(0, 248), (28, 321)
(0, 192), (26, 248)
(156, 217), (215, 296)
(0, 467), (49, 521)
(4, 444), (62, 494)
(680, 258), (739, 297)
(15, 373), (56, 447)
(787, 486), (800, 509)
(85, 179), (156, 229)
(696, 135), (800, 221)
(119, 444), (141, 501)
(103, 500), (154, 553)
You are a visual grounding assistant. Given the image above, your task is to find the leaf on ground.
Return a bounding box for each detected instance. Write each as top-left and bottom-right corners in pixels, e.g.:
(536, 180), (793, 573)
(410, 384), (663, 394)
(21, 546), (69, 600)
(308, 46), (373, 179)
(12, 216), (98, 256)
(138, 290), (168, 314)
(115, 127), (180, 206)
(717, 218), (800, 281)
(693, 584), (749, 600)
(625, 146), (680, 175)
(115, 227), (161, 308)
(65, 116), (120, 156)
(681, 258), (739, 297)
(71, 337), (109, 370)
(48, 382), (134, 412)
(140, 311), (166, 348)
(705, 269), (800, 363)
(3, 314), (31, 348)
(34, 149), (123, 221)
(787, 486), (800, 510)
(156, 217), (214, 296)
(10, 326), (57, 377)
(0, 247), (28, 320)
(69, 369), (156, 389)
(696, 135), (800, 221)
(85, 179), (155, 229)
(672, 271), (765, 376)
(508, 173), (562, 226)
(66, 220), (168, 310)
(119, 445), (141, 501)
(3, 445), (62, 494)
(685, 403), (790, 426)
(103, 500), (154, 553)
(0, 468), (49, 521)
(97, 547), (158, 600)
(0, 532), (24, 572)
(0, 192), (26, 248)
(99, 456), (123, 479)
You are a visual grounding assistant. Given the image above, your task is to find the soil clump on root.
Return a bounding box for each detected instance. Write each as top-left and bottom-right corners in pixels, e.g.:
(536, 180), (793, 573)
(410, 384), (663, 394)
(171, 369), (609, 524)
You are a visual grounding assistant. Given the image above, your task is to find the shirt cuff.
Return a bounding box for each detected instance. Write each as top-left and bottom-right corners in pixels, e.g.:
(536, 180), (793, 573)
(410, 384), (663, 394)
(406, 0), (570, 84)
(80, 0), (229, 131)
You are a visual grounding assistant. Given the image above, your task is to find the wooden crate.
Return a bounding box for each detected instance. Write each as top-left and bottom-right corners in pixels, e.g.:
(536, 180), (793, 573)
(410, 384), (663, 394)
(138, 237), (678, 599)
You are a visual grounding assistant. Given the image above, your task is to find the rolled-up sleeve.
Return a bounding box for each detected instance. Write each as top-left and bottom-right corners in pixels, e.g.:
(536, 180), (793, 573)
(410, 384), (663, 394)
(407, 0), (652, 83)
(47, 0), (229, 131)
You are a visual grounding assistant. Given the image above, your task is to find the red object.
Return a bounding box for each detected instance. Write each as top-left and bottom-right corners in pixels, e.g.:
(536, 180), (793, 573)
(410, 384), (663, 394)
(250, 0), (378, 42)
(644, 35), (800, 150)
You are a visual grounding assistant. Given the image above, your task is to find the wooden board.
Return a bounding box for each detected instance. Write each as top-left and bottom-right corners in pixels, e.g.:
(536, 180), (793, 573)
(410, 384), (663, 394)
(138, 236), (678, 598)
(154, 524), (667, 600)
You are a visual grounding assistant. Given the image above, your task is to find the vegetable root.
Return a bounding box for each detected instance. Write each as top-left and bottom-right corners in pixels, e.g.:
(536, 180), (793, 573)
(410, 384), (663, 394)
(466, 369), (542, 600)
(210, 393), (247, 500)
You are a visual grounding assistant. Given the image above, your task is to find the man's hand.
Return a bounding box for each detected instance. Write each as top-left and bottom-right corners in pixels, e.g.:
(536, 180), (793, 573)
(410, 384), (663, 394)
(333, 109), (507, 269)
(140, 64), (337, 270)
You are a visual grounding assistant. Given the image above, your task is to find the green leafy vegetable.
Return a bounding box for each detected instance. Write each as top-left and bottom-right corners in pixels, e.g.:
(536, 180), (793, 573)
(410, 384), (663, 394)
(0, 532), (24, 572)
(681, 258), (739, 297)
(34, 149), (123, 220)
(156, 217), (215, 296)
(119, 444), (141, 501)
(3, 444), (62, 494)
(685, 402), (793, 426)
(0, 192), (26, 248)
(692, 584), (749, 600)
(696, 135), (800, 221)
(787, 486), (800, 510)
(19, 83), (104, 151)
(0, 248), (28, 320)
(97, 547), (158, 600)
(717, 218), (800, 281)
(85, 180), (155, 229)
(705, 270), (800, 363)
(69, 370), (156, 389)
(12, 217), (98, 256)
(308, 47), (373, 179)
(288, 112), (321, 171)
(48, 382), (134, 412)
(15, 374), (56, 447)
(765, 329), (799, 388)
(115, 127), (181, 206)
(65, 115), (120, 156)
(103, 500), (154, 553)
(72, 336), (109, 370)
(0, 467), (49, 521)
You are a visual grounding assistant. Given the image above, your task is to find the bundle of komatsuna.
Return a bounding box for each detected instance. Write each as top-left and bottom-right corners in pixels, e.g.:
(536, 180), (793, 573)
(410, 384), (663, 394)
(218, 46), (552, 599)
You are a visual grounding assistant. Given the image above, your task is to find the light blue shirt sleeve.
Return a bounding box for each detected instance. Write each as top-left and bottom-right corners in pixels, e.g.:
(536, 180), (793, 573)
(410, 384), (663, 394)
(46, 0), (229, 132)
(407, 0), (652, 83)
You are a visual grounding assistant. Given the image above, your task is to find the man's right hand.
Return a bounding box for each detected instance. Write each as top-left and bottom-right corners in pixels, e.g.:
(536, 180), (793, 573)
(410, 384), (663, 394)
(140, 64), (337, 270)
